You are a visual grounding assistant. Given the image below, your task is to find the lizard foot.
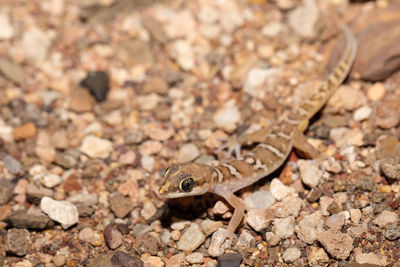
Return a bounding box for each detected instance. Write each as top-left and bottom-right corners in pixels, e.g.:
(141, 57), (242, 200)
(215, 136), (242, 159)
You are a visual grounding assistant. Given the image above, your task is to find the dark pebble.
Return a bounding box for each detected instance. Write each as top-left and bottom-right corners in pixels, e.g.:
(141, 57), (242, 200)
(312, 125), (330, 139)
(26, 183), (53, 205)
(217, 253), (243, 267)
(5, 210), (51, 229)
(307, 188), (323, 202)
(77, 204), (94, 217)
(355, 176), (374, 191)
(380, 157), (400, 181)
(327, 201), (342, 214)
(104, 224), (123, 249)
(0, 180), (14, 205)
(384, 224), (400, 241)
(111, 251), (143, 267)
(54, 151), (78, 169)
(80, 71), (110, 102)
(6, 228), (31, 256)
(134, 233), (158, 255)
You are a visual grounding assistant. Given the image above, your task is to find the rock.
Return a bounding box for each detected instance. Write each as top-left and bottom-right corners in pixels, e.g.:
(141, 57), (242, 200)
(298, 160), (322, 188)
(317, 229), (353, 260)
(288, 0), (318, 38)
(165, 10), (196, 39)
(177, 223), (205, 252)
(374, 210), (398, 227)
(177, 143), (200, 163)
(88, 254), (113, 267)
(186, 252), (204, 264)
(330, 128), (364, 148)
(243, 68), (282, 99)
(79, 227), (104, 247)
(0, 180), (14, 205)
(295, 211), (324, 244)
(350, 209), (362, 224)
(0, 11), (14, 39)
(141, 155), (154, 172)
(367, 82), (386, 101)
(140, 201), (157, 220)
(246, 209), (269, 232)
(111, 251), (144, 267)
(374, 96), (400, 129)
(270, 178), (297, 201)
(200, 219), (223, 236)
(165, 253), (185, 267)
(134, 233), (158, 255)
(354, 248), (386, 266)
(355, 176), (374, 192)
(104, 224), (123, 249)
(69, 88), (95, 113)
(80, 71), (110, 102)
(170, 40), (194, 71)
(54, 151), (78, 169)
(380, 157), (400, 181)
(109, 193), (134, 218)
(283, 247), (301, 263)
(63, 172), (82, 193)
(26, 183), (53, 205)
(80, 135), (113, 159)
(217, 253), (242, 267)
(327, 86), (367, 113)
(208, 228), (231, 257)
(261, 21), (285, 37)
(326, 214), (345, 230)
(376, 136), (400, 160)
(3, 155), (22, 174)
(116, 40), (153, 68)
(213, 101), (241, 132)
(20, 26), (52, 63)
(244, 190), (275, 210)
(307, 246), (330, 267)
(40, 196), (79, 229)
(0, 57), (24, 85)
(350, 12), (400, 81)
(236, 230), (255, 250)
(53, 255), (66, 266)
(146, 123), (174, 141)
(384, 224), (400, 241)
(353, 106), (372, 122)
(268, 196), (303, 218)
(142, 256), (163, 267)
(13, 122), (37, 141)
(274, 216), (295, 239)
(35, 173), (62, 188)
(5, 210), (50, 229)
(142, 17), (168, 44)
(6, 228), (31, 256)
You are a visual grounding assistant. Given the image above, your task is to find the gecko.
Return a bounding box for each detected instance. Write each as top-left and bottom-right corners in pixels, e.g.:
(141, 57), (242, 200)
(159, 25), (357, 243)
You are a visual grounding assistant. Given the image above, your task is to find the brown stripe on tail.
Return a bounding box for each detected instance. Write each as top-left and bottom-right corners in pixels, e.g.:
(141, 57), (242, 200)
(288, 25), (357, 129)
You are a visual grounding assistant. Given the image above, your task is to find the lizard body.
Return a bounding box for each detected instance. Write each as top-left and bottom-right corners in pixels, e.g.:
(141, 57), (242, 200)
(159, 25), (357, 240)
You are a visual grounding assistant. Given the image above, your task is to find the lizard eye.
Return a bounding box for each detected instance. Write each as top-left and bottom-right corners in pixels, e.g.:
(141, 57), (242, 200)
(179, 178), (194, 192)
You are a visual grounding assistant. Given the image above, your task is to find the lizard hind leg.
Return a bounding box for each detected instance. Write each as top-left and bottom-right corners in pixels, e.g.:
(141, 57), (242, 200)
(292, 129), (319, 159)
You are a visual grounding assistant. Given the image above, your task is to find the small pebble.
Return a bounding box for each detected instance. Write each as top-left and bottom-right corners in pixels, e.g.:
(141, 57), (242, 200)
(6, 228), (31, 256)
(307, 246), (330, 267)
(13, 122), (37, 141)
(0, 180), (14, 205)
(104, 224), (123, 249)
(208, 228), (231, 257)
(5, 209), (50, 229)
(297, 160), (322, 188)
(134, 233), (159, 255)
(374, 210), (398, 227)
(2, 155), (22, 174)
(80, 71), (110, 102)
(79, 227), (104, 246)
(295, 211), (324, 244)
(274, 216), (295, 239)
(213, 101), (241, 132)
(270, 178), (297, 201)
(109, 193), (134, 218)
(354, 248), (386, 265)
(217, 253), (242, 267)
(283, 247), (301, 263)
(177, 223), (205, 252)
(177, 143), (200, 163)
(288, 0), (318, 38)
(317, 229), (353, 260)
(380, 157), (400, 181)
(80, 135), (113, 159)
(367, 82), (386, 101)
(111, 251), (144, 267)
(244, 190), (275, 210)
(53, 254), (66, 266)
(200, 219), (223, 236)
(40, 196), (79, 229)
(186, 252), (204, 264)
(353, 106), (372, 121)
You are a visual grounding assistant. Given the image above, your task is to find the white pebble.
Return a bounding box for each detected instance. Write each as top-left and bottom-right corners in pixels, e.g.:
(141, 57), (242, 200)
(80, 135), (112, 159)
(177, 144), (200, 163)
(353, 106), (372, 122)
(40, 196), (79, 229)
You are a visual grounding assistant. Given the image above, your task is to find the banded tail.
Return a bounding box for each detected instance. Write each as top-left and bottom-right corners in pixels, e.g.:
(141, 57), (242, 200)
(288, 25), (357, 130)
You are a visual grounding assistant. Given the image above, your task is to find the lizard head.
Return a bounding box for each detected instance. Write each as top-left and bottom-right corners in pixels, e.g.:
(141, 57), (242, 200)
(159, 162), (216, 198)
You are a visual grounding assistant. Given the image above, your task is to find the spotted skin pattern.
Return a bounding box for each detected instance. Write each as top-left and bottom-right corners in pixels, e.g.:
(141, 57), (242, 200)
(159, 25), (357, 243)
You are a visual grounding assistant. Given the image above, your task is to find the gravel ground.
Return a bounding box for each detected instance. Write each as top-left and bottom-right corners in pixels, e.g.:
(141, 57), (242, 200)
(1, 0), (400, 266)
